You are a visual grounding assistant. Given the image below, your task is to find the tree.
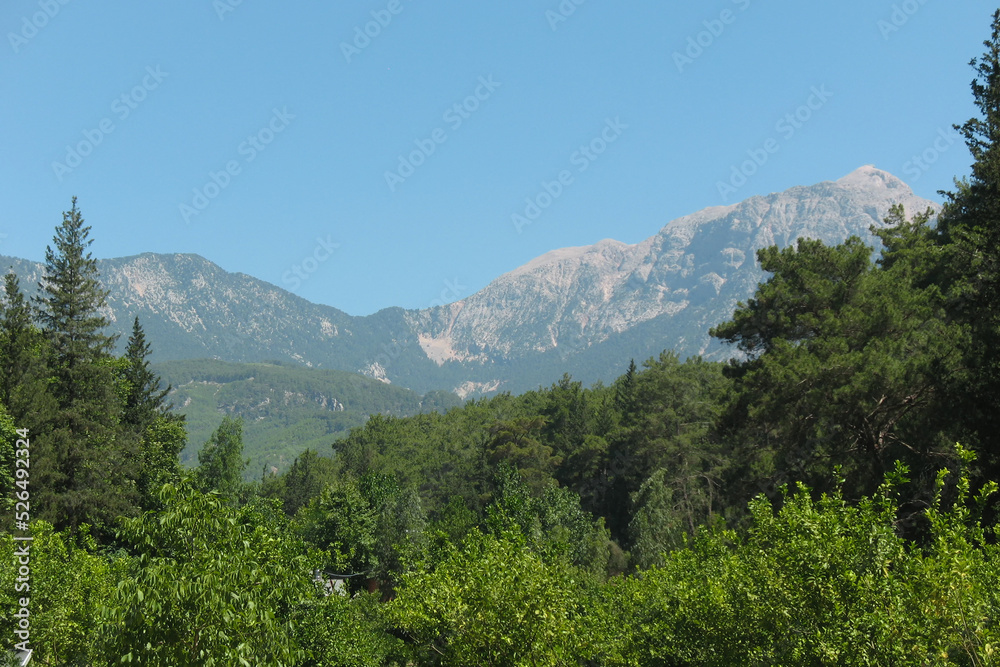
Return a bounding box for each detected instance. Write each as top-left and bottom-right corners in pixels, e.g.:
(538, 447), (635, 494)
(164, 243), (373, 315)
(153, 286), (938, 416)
(102, 481), (320, 664)
(629, 468), (691, 569)
(0, 521), (120, 665)
(33, 198), (137, 533)
(934, 9), (1000, 473)
(598, 454), (1000, 666)
(628, 354), (728, 536)
(485, 461), (539, 540)
(389, 530), (586, 666)
(0, 405), (17, 518)
(711, 233), (964, 508)
(296, 477), (379, 578)
(35, 197), (117, 401)
(540, 374), (588, 463)
(260, 448), (341, 516)
(486, 416), (559, 496)
(120, 316), (171, 431)
(115, 316), (186, 510)
(599, 353), (728, 542)
(0, 273), (51, 425)
(614, 359), (638, 419)
(359, 473), (429, 587)
(194, 415), (247, 497)
(135, 414), (187, 512)
(534, 483), (619, 577)
(294, 591), (409, 667)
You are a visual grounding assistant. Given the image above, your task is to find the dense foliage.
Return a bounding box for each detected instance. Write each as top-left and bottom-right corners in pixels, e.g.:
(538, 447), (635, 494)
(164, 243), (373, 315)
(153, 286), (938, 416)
(5, 10), (1000, 665)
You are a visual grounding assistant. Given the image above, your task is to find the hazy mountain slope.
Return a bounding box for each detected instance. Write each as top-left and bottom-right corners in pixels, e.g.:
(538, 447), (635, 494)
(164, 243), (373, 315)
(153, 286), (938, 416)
(0, 251), (452, 393)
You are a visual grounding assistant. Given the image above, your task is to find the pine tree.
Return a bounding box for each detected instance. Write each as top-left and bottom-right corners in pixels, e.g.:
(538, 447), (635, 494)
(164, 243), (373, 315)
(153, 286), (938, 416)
(0, 272), (51, 424)
(121, 316), (170, 430)
(614, 359), (639, 419)
(936, 10), (1000, 465)
(34, 198), (137, 532)
(35, 198), (117, 397)
(119, 316), (186, 510)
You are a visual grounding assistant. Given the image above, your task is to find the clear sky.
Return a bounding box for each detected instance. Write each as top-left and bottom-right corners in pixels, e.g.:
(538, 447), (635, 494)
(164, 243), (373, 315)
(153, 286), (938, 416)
(0, 1), (992, 315)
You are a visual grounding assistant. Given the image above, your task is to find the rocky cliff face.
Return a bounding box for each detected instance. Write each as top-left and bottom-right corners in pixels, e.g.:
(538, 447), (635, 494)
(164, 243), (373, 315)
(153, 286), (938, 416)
(1, 166), (938, 396)
(406, 166), (937, 365)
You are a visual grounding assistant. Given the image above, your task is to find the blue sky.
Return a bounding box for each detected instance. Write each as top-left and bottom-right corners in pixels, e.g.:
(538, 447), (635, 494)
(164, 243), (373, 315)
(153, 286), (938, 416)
(0, 1), (992, 316)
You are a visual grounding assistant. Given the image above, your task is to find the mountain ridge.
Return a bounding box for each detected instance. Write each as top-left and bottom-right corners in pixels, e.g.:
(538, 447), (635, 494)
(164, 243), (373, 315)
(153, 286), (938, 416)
(405, 165), (937, 370)
(2, 166), (938, 397)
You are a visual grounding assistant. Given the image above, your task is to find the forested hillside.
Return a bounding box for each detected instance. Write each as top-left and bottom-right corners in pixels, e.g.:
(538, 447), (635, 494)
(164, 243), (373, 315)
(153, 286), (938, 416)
(4, 11), (1000, 666)
(154, 359), (461, 475)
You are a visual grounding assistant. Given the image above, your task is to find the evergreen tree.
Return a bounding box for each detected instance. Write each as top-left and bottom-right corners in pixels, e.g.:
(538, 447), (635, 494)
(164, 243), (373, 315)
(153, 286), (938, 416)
(711, 233), (964, 510)
(121, 316), (170, 431)
(35, 197), (117, 399)
(33, 198), (137, 532)
(935, 10), (1000, 468)
(117, 316), (186, 509)
(260, 448), (340, 516)
(0, 272), (51, 424)
(486, 416), (559, 496)
(614, 359), (639, 419)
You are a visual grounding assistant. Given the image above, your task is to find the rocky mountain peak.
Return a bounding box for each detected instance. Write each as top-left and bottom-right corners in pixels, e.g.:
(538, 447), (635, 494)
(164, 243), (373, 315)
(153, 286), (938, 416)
(835, 164), (911, 192)
(405, 166), (939, 379)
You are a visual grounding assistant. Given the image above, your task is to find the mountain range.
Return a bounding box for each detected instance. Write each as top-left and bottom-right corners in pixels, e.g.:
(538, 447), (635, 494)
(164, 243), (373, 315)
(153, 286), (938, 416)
(3, 165), (937, 399)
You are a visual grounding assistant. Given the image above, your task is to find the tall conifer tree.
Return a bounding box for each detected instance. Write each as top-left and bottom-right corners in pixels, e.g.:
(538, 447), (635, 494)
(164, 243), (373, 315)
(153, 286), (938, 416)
(119, 315), (187, 509)
(121, 316), (170, 430)
(34, 198), (137, 531)
(937, 10), (1000, 462)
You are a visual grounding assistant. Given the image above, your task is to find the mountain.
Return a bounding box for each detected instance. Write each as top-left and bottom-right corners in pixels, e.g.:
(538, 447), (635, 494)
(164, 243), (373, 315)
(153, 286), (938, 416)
(406, 165), (937, 383)
(0, 252), (454, 393)
(2, 166), (937, 397)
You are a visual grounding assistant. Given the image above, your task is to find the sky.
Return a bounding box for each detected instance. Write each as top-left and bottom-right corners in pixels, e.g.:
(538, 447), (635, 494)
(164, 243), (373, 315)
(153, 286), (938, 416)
(0, 1), (993, 316)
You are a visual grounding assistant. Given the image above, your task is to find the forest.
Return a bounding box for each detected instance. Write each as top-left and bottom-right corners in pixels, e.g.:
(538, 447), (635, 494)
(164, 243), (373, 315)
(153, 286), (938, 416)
(5, 11), (1000, 667)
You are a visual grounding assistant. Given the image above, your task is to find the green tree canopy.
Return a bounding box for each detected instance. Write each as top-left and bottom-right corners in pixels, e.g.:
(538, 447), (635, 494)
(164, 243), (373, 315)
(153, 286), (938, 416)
(711, 229), (965, 508)
(194, 415), (247, 498)
(103, 481), (320, 665)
